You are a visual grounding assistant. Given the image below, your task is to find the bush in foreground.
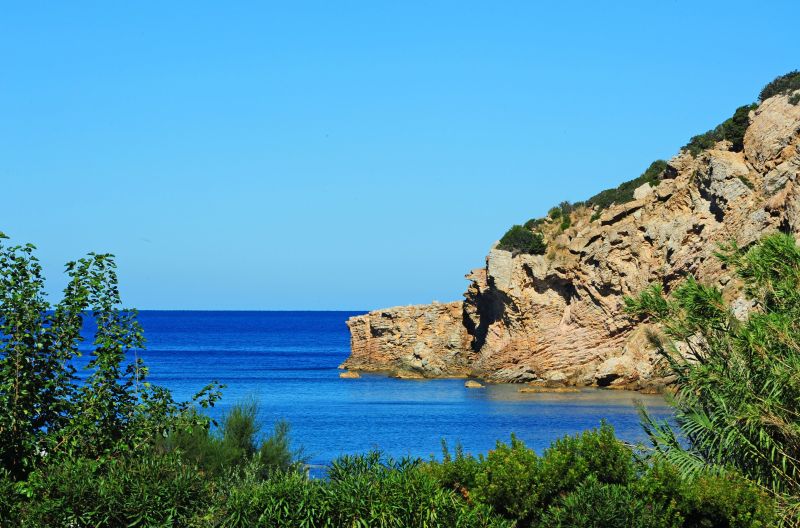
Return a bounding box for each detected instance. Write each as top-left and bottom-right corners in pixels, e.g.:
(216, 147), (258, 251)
(0, 233), (784, 527)
(431, 423), (775, 528)
(627, 232), (800, 524)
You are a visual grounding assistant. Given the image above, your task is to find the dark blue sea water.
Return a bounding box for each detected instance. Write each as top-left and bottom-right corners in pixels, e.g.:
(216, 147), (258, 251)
(75, 311), (672, 468)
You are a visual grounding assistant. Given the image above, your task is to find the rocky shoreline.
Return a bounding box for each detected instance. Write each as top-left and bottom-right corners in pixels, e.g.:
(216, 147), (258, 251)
(341, 94), (800, 391)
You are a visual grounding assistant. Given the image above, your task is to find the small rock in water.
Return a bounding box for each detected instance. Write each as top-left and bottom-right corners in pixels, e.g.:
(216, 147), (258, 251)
(392, 370), (425, 379)
(465, 380), (484, 388)
(339, 371), (360, 379)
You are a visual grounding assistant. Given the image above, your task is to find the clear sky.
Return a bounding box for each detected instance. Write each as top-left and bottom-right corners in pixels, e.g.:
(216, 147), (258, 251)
(1, 1), (797, 310)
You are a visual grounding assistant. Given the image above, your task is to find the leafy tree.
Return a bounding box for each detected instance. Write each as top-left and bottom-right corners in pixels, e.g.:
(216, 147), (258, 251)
(0, 236), (93, 478)
(0, 234), (222, 480)
(626, 233), (800, 523)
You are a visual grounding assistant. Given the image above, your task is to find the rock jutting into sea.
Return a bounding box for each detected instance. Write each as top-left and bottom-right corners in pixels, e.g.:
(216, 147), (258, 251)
(341, 93), (800, 390)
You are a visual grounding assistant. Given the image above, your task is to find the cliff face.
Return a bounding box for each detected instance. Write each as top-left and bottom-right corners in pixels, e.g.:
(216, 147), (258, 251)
(342, 94), (800, 389)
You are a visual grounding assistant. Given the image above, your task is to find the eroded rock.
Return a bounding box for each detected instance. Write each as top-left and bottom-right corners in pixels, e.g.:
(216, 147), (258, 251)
(342, 94), (800, 389)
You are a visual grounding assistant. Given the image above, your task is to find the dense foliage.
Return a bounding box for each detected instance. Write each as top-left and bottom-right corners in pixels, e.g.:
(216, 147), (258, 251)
(759, 70), (800, 103)
(429, 424), (775, 528)
(0, 232), (789, 527)
(0, 234), (221, 482)
(13, 449), (507, 527)
(498, 224), (547, 255)
(626, 233), (800, 525)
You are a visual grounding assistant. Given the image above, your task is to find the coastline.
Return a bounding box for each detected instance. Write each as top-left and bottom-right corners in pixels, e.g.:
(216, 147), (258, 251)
(341, 93), (800, 393)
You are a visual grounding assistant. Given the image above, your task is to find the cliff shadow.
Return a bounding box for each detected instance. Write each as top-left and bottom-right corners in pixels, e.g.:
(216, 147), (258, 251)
(463, 289), (507, 353)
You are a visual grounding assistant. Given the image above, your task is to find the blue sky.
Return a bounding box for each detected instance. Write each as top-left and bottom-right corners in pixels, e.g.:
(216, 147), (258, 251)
(1, 1), (797, 310)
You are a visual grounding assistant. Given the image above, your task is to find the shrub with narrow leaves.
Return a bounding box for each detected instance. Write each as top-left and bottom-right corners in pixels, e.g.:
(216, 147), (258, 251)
(627, 232), (800, 523)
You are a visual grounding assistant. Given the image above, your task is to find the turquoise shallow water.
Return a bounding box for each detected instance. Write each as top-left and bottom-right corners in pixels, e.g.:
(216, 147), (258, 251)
(75, 311), (672, 468)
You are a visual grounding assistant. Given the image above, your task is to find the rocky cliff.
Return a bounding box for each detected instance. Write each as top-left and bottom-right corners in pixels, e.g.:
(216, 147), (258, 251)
(341, 91), (800, 390)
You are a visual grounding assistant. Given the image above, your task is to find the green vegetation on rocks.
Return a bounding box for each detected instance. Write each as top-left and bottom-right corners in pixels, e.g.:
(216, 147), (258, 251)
(587, 159), (668, 213)
(498, 224), (547, 255)
(498, 71), (800, 245)
(759, 70), (800, 103)
(683, 103), (757, 157)
(547, 201), (576, 231)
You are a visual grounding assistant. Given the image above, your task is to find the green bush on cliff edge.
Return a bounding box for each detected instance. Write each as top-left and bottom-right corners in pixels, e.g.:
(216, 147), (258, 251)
(498, 70), (800, 240)
(498, 224), (547, 255)
(759, 70), (800, 102)
(586, 159), (668, 212)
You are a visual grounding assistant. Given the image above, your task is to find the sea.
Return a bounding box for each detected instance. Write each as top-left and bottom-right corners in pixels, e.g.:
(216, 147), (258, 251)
(75, 311), (672, 469)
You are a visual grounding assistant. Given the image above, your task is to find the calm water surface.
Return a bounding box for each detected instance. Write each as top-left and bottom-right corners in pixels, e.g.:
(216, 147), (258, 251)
(76, 311), (672, 468)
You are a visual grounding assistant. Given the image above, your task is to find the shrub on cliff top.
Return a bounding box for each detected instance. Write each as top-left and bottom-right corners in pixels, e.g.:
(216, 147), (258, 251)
(587, 159), (668, 213)
(683, 103), (757, 156)
(498, 225), (546, 255)
(759, 70), (800, 102)
(723, 103), (756, 151)
(524, 217), (545, 230)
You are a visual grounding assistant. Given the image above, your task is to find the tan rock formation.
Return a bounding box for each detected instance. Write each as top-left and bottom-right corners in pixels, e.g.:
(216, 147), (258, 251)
(341, 93), (800, 389)
(465, 380), (484, 388)
(343, 301), (473, 377)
